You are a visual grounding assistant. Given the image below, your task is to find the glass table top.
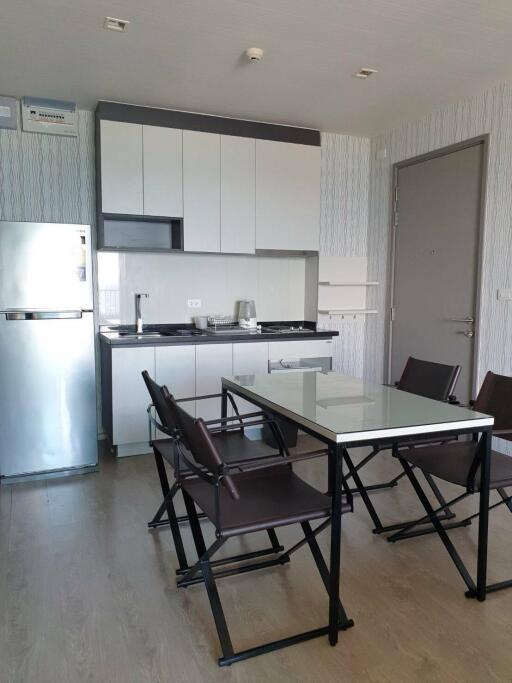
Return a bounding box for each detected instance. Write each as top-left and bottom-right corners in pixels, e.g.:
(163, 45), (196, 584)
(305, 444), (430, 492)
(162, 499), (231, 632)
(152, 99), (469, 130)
(222, 372), (493, 443)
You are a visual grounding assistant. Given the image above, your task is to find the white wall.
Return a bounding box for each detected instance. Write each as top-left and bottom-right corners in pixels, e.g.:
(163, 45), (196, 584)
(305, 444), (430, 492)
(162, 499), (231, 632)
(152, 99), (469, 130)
(97, 250), (307, 325)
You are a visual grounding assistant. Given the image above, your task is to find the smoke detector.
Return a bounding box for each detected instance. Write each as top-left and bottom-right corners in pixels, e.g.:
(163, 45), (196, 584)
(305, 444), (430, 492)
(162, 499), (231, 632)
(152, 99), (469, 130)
(104, 17), (130, 32)
(353, 67), (378, 79)
(245, 47), (264, 63)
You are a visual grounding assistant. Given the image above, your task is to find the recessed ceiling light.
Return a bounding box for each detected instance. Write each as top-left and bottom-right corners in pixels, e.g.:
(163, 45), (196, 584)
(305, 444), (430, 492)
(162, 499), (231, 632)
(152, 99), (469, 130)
(103, 17), (130, 32)
(353, 68), (378, 79)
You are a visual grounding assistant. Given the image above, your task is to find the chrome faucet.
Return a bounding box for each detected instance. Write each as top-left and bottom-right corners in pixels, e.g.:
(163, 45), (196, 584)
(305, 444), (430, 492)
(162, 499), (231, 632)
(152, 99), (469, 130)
(135, 293), (148, 334)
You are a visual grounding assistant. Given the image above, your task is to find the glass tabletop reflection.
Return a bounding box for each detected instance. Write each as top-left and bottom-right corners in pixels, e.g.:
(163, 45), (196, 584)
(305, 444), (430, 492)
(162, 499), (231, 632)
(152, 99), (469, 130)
(222, 372), (493, 443)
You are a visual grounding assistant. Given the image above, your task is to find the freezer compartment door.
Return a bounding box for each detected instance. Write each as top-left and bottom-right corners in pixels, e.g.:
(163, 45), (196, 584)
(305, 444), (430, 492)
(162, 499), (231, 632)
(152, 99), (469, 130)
(0, 222), (93, 310)
(0, 312), (97, 477)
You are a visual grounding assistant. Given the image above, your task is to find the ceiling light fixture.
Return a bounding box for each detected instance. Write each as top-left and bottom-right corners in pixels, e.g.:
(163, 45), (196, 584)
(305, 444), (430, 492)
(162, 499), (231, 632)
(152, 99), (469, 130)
(353, 68), (378, 79)
(103, 17), (130, 32)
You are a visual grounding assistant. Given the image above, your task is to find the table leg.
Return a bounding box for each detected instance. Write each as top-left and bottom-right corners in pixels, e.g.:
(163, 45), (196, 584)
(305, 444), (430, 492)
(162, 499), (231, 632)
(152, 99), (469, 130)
(221, 385), (228, 432)
(476, 428), (492, 601)
(328, 442), (343, 645)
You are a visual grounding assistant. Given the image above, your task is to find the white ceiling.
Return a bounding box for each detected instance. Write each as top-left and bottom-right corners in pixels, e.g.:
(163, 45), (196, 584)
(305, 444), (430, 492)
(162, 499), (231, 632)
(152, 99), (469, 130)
(2, 0), (512, 135)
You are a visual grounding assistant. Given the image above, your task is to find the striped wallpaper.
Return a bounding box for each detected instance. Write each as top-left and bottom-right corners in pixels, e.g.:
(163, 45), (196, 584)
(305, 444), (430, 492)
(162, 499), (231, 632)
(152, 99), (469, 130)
(365, 81), (512, 391)
(319, 132), (371, 377)
(0, 109), (95, 226)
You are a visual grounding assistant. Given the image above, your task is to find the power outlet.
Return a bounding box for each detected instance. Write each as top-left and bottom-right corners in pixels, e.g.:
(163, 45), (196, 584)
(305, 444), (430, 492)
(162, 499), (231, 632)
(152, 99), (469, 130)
(187, 299), (202, 308)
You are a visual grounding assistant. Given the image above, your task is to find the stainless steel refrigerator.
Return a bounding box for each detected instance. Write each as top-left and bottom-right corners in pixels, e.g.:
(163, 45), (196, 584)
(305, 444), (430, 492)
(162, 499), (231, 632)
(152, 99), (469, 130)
(0, 222), (98, 480)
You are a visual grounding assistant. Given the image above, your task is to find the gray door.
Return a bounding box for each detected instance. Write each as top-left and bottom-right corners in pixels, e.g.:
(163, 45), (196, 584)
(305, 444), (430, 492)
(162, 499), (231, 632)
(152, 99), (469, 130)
(390, 141), (485, 402)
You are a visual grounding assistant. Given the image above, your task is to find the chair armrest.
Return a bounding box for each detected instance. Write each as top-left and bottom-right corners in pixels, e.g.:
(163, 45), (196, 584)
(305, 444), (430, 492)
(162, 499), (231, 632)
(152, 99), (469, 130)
(203, 411), (264, 426)
(223, 448), (328, 475)
(146, 404), (175, 438)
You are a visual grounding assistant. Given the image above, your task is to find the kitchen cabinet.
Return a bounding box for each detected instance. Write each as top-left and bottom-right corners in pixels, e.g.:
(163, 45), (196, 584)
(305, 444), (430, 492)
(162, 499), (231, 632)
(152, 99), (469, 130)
(143, 126), (183, 217)
(268, 339), (333, 360)
(195, 343), (233, 421)
(220, 135), (255, 254)
(183, 130), (221, 252)
(232, 342), (269, 414)
(255, 140), (320, 251)
(111, 346), (155, 455)
(100, 120), (143, 215)
(155, 345), (196, 420)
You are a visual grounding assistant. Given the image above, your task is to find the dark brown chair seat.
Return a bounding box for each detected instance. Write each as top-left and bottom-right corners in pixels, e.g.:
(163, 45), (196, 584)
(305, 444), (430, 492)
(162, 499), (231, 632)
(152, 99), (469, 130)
(152, 429), (277, 472)
(402, 441), (512, 491)
(183, 465), (349, 537)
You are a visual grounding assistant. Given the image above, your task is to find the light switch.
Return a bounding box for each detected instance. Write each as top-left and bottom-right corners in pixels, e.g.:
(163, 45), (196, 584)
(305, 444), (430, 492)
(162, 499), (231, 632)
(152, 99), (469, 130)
(497, 289), (512, 301)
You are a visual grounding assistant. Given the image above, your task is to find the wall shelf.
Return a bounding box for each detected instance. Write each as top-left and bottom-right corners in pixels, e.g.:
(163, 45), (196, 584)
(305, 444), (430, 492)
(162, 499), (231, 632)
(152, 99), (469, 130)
(318, 309), (378, 315)
(319, 281), (379, 286)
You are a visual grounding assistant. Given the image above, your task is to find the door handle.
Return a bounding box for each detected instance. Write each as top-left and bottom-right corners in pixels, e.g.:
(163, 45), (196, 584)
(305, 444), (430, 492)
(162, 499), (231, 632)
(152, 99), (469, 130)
(1, 310), (83, 320)
(458, 329), (474, 338)
(449, 316), (475, 324)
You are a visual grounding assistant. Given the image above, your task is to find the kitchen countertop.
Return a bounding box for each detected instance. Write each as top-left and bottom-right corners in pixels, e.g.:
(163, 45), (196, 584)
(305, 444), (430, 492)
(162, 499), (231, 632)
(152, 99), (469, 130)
(99, 322), (338, 347)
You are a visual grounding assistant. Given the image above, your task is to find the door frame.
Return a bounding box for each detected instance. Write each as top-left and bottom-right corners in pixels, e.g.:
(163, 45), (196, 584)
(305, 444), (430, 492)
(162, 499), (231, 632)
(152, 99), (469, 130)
(386, 134), (490, 396)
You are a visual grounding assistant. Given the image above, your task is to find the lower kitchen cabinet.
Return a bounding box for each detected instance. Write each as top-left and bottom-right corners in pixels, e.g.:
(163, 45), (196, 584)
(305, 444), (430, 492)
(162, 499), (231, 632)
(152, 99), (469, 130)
(232, 342), (269, 415)
(111, 346), (155, 456)
(155, 345), (196, 419)
(195, 343), (233, 422)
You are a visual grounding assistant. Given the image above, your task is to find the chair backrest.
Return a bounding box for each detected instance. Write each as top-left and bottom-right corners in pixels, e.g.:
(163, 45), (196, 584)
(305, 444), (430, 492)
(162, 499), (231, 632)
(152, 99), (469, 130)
(473, 371), (512, 438)
(162, 387), (240, 500)
(396, 357), (461, 401)
(141, 370), (179, 435)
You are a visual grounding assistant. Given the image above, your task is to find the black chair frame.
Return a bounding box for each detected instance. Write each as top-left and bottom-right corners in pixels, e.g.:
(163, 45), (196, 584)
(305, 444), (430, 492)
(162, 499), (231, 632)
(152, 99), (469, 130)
(172, 430), (354, 666)
(388, 430), (512, 598)
(344, 359), (462, 535)
(146, 392), (291, 575)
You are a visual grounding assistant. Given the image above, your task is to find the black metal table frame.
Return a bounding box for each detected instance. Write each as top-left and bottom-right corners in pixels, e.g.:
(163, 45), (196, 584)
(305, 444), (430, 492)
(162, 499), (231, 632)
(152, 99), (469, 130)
(221, 379), (493, 652)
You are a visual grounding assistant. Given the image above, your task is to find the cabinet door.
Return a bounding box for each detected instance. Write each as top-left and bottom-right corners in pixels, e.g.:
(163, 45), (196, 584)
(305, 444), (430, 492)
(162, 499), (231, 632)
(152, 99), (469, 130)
(155, 345), (196, 423)
(255, 140), (320, 251)
(183, 130), (221, 252)
(232, 342), (269, 414)
(268, 339), (333, 360)
(100, 120), (143, 215)
(112, 346), (155, 452)
(220, 136), (255, 254)
(143, 126), (183, 217)
(195, 343), (233, 422)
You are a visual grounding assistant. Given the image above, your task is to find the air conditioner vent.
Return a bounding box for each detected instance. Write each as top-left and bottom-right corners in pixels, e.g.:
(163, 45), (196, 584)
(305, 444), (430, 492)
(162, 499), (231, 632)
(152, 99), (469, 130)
(353, 68), (378, 79)
(104, 17), (130, 32)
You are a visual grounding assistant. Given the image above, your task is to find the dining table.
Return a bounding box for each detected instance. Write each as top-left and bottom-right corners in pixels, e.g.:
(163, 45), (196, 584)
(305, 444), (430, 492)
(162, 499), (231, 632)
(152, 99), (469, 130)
(221, 371), (494, 646)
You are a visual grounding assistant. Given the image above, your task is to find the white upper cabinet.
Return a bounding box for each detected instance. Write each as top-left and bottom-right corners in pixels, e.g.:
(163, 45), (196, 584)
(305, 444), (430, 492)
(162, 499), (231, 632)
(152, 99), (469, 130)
(255, 140), (321, 252)
(183, 130), (221, 253)
(220, 135), (256, 254)
(100, 120), (143, 215)
(143, 126), (183, 217)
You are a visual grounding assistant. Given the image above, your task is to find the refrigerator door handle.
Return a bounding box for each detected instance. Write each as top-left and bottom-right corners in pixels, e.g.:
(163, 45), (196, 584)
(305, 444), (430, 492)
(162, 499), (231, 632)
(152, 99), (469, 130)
(0, 309), (88, 320)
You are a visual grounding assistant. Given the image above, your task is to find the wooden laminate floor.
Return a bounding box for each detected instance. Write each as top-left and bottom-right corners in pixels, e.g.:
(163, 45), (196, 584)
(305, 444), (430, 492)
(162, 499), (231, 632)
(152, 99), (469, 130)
(1, 438), (512, 683)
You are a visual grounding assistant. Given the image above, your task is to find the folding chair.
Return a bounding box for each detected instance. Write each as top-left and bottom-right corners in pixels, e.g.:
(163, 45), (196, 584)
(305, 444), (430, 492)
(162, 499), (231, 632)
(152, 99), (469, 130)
(388, 371), (512, 597)
(344, 357), (461, 534)
(142, 370), (324, 573)
(164, 388), (354, 665)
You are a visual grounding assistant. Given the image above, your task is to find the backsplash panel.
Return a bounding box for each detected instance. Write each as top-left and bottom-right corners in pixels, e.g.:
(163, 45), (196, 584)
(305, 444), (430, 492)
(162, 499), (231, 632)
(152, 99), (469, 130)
(97, 251), (307, 325)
